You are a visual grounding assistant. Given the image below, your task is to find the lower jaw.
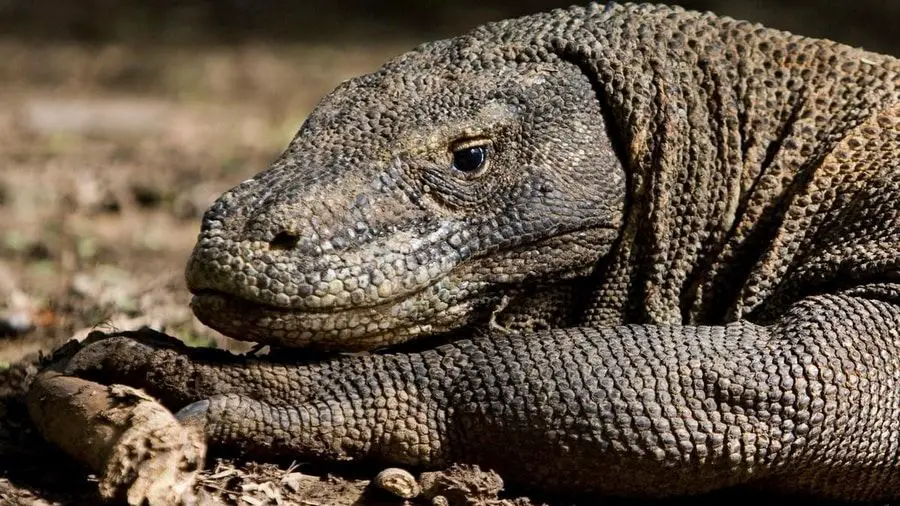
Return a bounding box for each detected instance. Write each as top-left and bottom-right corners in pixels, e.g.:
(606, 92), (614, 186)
(188, 291), (486, 352)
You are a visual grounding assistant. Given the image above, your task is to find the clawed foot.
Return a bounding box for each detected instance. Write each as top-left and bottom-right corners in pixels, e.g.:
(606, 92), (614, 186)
(27, 328), (450, 504)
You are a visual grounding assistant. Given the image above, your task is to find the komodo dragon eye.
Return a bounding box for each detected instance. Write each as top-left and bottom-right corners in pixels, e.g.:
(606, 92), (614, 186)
(451, 141), (490, 174)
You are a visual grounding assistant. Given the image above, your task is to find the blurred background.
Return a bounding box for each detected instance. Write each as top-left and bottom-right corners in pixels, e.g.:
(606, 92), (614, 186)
(0, 0), (897, 364)
(2, 0), (898, 52)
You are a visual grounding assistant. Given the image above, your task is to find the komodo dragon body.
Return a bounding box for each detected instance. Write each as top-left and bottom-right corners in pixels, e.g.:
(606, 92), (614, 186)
(34, 2), (900, 501)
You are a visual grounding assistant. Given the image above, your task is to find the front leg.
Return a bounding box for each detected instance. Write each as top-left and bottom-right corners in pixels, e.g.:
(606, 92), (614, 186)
(51, 293), (900, 500)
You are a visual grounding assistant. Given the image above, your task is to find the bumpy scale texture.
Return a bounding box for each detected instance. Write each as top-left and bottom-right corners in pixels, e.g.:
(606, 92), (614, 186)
(36, 1), (900, 501)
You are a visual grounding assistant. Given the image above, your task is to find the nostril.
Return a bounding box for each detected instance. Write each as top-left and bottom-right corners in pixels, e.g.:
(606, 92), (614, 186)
(269, 231), (300, 251)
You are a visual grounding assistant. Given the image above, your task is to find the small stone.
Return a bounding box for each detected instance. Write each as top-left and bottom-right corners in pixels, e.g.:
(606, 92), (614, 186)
(373, 467), (420, 499)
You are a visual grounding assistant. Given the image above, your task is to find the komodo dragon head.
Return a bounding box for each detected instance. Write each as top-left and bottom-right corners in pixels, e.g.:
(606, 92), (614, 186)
(186, 32), (626, 351)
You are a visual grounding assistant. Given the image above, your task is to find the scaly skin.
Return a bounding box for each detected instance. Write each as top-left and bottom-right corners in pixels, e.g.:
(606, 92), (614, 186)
(37, 2), (900, 500)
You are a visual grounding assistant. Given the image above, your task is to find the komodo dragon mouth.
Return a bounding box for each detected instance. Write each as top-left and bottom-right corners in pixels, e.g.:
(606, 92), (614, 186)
(187, 227), (617, 351)
(188, 280), (462, 352)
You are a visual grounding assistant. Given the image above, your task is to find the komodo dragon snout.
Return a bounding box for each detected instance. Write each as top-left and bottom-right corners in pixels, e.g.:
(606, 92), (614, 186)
(186, 39), (626, 350)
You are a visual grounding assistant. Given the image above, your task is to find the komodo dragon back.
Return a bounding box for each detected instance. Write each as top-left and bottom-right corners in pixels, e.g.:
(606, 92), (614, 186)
(31, 2), (900, 502)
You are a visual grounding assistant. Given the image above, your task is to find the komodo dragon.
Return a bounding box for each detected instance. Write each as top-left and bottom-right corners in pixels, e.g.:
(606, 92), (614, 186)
(26, 1), (900, 502)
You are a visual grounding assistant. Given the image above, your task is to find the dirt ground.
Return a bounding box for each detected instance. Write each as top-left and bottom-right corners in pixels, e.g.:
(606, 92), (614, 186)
(0, 3), (897, 504)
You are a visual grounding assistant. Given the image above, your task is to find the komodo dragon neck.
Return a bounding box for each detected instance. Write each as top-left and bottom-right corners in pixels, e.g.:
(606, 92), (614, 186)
(518, 4), (900, 328)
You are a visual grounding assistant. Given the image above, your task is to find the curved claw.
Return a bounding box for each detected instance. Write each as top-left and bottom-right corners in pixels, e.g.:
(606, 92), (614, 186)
(175, 399), (212, 427)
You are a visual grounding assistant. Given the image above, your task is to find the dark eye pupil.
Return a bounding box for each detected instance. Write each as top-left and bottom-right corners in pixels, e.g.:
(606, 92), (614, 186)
(452, 145), (487, 173)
